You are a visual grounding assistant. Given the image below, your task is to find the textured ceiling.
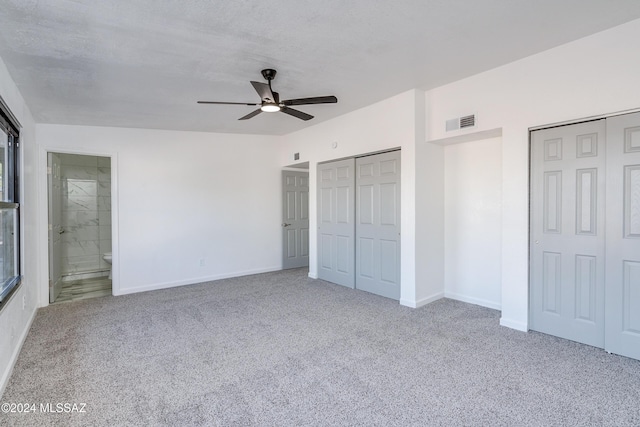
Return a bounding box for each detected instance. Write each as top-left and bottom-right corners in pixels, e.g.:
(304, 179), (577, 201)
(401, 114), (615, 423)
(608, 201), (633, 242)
(1, 1), (640, 135)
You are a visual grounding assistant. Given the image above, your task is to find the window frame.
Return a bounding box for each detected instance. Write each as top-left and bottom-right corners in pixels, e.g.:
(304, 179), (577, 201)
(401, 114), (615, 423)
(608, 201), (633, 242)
(0, 94), (22, 307)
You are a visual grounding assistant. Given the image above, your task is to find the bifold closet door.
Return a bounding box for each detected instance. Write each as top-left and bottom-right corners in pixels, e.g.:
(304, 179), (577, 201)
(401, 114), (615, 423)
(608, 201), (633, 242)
(355, 151), (401, 300)
(317, 158), (355, 288)
(605, 112), (640, 360)
(530, 120), (606, 348)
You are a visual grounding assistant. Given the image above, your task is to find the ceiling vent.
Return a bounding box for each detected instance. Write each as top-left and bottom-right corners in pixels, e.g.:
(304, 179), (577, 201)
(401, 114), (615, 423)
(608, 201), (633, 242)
(446, 114), (476, 132)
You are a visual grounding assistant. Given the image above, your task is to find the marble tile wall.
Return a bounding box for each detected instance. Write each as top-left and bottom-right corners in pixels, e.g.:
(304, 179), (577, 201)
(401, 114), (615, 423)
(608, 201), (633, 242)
(59, 154), (111, 276)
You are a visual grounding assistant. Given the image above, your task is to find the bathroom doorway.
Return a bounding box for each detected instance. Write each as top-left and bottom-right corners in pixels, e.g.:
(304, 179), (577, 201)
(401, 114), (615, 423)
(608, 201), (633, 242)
(48, 153), (112, 304)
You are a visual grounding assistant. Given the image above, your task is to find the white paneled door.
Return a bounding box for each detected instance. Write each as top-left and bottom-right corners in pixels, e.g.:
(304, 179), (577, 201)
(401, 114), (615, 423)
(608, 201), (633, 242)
(317, 159), (356, 288)
(605, 112), (640, 360)
(317, 151), (401, 300)
(282, 170), (309, 270)
(530, 120), (606, 348)
(530, 112), (640, 360)
(356, 151), (401, 299)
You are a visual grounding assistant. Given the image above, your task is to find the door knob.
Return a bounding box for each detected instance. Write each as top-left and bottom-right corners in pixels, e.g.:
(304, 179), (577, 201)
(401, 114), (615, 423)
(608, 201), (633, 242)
(282, 223), (291, 227)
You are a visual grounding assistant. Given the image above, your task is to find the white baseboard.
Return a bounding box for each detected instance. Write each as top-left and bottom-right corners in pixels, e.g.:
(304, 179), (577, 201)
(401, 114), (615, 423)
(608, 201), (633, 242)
(115, 266), (282, 296)
(400, 292), (444, 308)
(308, 272), (318, 279)
(0, 305), (37, 398)
(444, 291), (501, 311)
(500, 317), (528, 332)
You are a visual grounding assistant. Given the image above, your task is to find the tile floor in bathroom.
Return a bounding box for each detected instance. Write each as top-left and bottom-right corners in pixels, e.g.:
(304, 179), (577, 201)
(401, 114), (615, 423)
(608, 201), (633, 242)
(54, 276), (112, 304)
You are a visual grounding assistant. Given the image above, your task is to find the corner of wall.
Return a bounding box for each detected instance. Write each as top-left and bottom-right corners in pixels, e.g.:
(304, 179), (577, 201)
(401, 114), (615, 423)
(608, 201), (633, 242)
(499, 316), (528, 332)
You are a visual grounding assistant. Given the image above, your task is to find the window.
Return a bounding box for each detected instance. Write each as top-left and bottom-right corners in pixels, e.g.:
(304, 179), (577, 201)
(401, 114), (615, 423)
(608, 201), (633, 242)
(0, 95), (21, 305)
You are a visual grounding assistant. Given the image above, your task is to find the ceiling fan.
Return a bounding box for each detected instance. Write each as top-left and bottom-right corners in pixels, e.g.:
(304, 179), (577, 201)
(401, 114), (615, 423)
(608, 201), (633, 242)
(198, 69), (338, 121)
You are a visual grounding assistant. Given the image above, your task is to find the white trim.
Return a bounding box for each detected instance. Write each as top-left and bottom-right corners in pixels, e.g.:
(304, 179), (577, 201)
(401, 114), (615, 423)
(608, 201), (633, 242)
(444, 291), (501, 311)
(499, 317), (528, 332)
(38, 146), (119, 307)
(308, 272), (318, 279)
(400, 291), (444, 308)
(116, 266), (282, 295)
(0, 305), (36, 397)
(528, 107), (640, 131)
(427, 127), (502, 146)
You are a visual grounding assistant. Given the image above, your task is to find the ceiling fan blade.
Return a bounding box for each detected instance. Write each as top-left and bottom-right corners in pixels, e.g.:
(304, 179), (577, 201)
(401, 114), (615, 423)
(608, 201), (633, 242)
(238, 109), (262, 120)
(250, 81), (276, 103)
(281, 106), (314, 121)
(282, 96), (338, 106)
(198, 101), (259, 105)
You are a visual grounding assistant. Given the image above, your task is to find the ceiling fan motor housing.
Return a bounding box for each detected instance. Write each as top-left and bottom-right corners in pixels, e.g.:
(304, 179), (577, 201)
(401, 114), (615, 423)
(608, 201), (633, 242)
(261, 69), (277, 81)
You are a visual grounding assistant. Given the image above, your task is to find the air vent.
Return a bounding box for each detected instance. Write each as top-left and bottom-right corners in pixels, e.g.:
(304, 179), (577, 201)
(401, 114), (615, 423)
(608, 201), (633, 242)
(460, 114), (475, 129)
(446, 114), (476, 132)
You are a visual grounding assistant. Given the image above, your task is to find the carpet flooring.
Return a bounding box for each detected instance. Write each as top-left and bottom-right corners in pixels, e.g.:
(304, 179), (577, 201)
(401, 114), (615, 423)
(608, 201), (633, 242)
(1, 268), (639, 426)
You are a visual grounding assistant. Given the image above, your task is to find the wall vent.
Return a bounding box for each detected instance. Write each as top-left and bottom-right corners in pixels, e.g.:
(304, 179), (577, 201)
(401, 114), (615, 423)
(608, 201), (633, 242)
(460, 114), (475, 128)
(446, 114), (476, 132)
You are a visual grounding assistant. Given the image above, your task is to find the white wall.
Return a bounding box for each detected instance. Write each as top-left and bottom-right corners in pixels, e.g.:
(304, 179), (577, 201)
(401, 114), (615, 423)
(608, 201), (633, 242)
(35, 125), (282, 300)
(425, 18), (640, 330)
(0, 57), (39, 396)
(443, 137), (502, 310)
(279, 90), (439, 307)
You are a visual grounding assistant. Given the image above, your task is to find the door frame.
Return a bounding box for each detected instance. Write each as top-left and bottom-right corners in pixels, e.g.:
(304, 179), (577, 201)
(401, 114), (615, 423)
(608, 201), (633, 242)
(38, 147), (120, 307)
(47, 152), (63, 302)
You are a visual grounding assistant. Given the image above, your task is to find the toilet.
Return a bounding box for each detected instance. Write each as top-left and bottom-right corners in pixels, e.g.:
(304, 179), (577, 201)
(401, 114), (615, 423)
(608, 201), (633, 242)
(103, 252), (112, 279)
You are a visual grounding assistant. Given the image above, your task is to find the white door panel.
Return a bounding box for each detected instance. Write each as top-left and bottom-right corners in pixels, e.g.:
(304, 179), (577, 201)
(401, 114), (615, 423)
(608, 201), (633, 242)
(531, 112), (640, 361)
(282, 170), (309, 269)
(356, 151), (401, 300)
(530, 120), (606, 347)
(317, 159), (355, 287)
(605, 112), (640, 360)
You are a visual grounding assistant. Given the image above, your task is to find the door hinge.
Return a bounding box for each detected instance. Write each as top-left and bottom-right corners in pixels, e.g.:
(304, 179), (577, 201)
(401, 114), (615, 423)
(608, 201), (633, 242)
(47, 166), (52, 175)
(48, 224), (53, 231)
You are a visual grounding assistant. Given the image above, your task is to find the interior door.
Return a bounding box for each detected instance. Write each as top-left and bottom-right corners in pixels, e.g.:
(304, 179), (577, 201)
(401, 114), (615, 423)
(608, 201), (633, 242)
(605, 112), (640, 360)
(282, 170), (309, 269)
(48, 152), (63, 302)
(355, 151), (401, 300)
(530, 120), (606, 348)
(317, 158), (355, 288)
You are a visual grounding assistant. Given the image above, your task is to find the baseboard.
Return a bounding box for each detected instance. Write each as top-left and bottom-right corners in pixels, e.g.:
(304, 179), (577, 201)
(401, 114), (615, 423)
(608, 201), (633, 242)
(444, 291), (501, 311)
(499, 317), (528, 332)
(0, 306), (37, 398)
(400, 292), (444, 308)
(116, 266), (282, 296)
(308, 272), (318, 279)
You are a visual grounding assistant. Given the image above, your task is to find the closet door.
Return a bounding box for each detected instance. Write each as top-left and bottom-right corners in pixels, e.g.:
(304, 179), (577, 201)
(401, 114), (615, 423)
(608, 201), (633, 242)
(530, 120), (606, 348)
(355, 151), (401, 300)
(605, 112), (640, 360)
(317, 159), (355, 288)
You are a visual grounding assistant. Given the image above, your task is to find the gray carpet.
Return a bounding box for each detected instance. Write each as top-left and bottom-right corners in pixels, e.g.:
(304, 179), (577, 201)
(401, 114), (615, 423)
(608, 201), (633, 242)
(1, 268), (639, 426)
